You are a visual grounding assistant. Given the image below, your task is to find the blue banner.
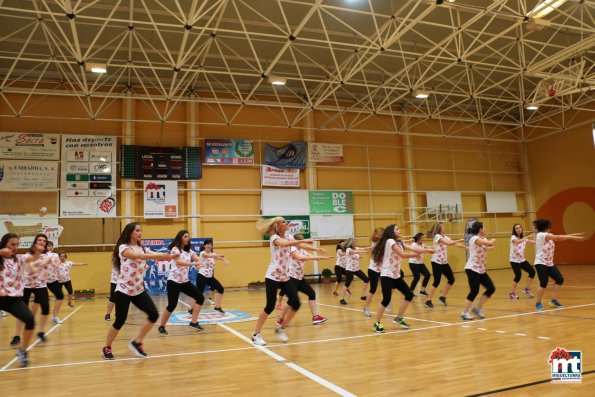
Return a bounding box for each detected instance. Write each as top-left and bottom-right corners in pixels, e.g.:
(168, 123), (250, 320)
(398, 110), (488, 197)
(264, 142), (307, 169)
(142, 237), (211, 295)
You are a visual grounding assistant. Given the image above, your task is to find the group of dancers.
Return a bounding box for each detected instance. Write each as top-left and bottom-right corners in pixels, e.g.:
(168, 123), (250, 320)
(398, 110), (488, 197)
(0, 217), (584, 365)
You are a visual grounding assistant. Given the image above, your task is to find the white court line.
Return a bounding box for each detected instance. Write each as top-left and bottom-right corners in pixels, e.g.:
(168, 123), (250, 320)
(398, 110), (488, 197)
(217, 322), (357, 397)
(538, 336), (551, 340)
(1, 304), (85, 371)
(316, 301), (452, 325)
(516, 333), (527, 337)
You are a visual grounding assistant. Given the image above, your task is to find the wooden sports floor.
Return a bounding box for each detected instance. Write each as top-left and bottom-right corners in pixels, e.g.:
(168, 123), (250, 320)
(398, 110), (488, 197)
(1, 265), (593, 396)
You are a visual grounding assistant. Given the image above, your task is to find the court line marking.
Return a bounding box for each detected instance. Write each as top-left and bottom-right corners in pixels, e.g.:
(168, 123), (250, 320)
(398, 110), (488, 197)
(1, 304), (85, 371)
(217, 322), (356, 397)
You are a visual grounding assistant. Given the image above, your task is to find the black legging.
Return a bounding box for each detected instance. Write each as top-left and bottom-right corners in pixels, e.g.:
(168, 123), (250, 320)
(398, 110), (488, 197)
(112, 291), (159, 330)
(108, 282), (116, 303)
(535, 264), (564, 289)
(0, 297), (35, 330)
(465, 269), (496, 301)
(431, 262), (455, 288)
(195, 274), (224, 294)
(344, 269), (369, 288)
(61, 280), (74, 295)
(47, 280), (65, 300)
(510, 261), (536, 283)
(380, 276), (414, 307)
(264, 278), (299, 314)
(367, 269), (380, 294)
(22, 287), (50, 315)
(334, 266), (345, 284)
(290, 277), (316, 300)
(409, 262), (431, 291)
(166, 280), (204, 312)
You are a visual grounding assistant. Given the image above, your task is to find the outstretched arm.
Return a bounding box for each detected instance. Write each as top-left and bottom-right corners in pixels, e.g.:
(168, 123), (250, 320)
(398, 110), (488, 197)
(546, 232), (584, 242)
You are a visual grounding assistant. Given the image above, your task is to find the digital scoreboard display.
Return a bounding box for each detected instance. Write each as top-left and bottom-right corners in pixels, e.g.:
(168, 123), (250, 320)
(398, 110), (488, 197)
(121, 145), (202, 180)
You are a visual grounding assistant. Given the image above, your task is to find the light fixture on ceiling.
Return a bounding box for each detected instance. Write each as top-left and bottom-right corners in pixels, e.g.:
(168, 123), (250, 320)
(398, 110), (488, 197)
(85, 63), (107, 74)
(525, 104), (540, 110)
(528, 0), (568, 19)
(268, 75), (286, 86)
(413, 90), (431, 99)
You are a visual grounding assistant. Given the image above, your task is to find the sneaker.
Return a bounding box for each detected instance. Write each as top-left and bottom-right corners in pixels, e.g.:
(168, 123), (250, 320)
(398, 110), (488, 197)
(10, 335), (20, 346)
(67, 302), (75, 308)
(187, 308), (192, 314)
(128, 340), (147, 358)
(189, 322), (204, 331)
(471, 306), (485, 319)
(277, 328), (289, 343)
(373, 322), (385, 333)
(360, 296), (367, 301)
(425, 300), (434, 309)
(461, 311), (474, 320)
(549, 299), (563, 308)
(102, 346), (115, 360)
(157, 325), (168, 335)
(312, 314), (327, 325)
(438, 296), (447, 306)
(252, 333), (266, 346)
(339, 299), (348, 305)
(37, 332), (46, 343)
(509, 293), (520, 300)
(208, 298), (215, 305)
(535, 302), (545, 311)
(52, 316), (62, 324)
(214, 307), (225, 314)
(363, 307), (371, 317)
(104, 314), (111, 321)
(16, 348), (28, 367)
(385, 304), (392, 312)
(393, 316), (410, 329)
(419, 290), (428, 296)
(276, 317), (283, 327)
(522, 288), (534, 298)
(0, 310), (8, 317)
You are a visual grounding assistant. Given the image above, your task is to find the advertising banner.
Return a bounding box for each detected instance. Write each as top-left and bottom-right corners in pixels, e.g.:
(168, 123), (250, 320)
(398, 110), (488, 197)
(308, 143), (343, 163)
(60, 135), (117, 218)
(0, 132), (60, 160)
(263, 215), (310, 240)
(261, 165), (300, 187)
(205, 139), (254, 165)
(309, 191), (354, 214)
(0, 160), (58, 190)
(143, 181), (178, 218)
(264, 142), (307, 169)
(0, 217), (63, 248)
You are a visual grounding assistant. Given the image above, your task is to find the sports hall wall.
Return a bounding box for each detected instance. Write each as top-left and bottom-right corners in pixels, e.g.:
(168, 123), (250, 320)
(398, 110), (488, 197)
(1, 93), (592, 293)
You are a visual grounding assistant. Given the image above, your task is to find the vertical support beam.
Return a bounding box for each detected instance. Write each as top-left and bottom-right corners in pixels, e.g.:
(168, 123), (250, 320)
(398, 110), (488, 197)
(521, 142), (536, 223)
(403, 124), (418, 235)
(187, 98), (200, 237)
(305, 112), (318, 275)
(122, 92), (135, 225)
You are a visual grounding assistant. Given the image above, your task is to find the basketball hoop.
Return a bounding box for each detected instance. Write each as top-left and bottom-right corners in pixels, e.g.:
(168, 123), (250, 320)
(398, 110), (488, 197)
(547, 79), (556, 97)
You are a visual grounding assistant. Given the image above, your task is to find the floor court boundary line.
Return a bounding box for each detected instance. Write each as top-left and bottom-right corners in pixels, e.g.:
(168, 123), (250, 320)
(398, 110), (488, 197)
(217, 322), (356, 397)
(1, 304), (85, 371)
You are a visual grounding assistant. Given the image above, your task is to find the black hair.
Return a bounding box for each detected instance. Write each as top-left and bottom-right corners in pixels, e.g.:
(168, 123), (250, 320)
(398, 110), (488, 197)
(512, 223), (523, 238)
(533, 219), (552, 233)
(112, 222), (145, 271)
(413, 232), (424, 243)
(169, 230), (191, 252)
(336, 240), (345, 252)
(372, 224), (397, 264)
(469, 221), (483, 235)
(0, 233), (19, 272)
(29, 233), (48, 255)
(199, 239), (213, 252)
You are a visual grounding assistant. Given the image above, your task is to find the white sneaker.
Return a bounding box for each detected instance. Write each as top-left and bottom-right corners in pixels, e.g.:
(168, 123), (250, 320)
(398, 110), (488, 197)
(460, 311), (474, 320)
(385, 304), (392, 313)
(471, 307), (485, 319)
(277, 328), (289, 343)
(363, 307), (371, 317)
(0, 310), (8, 317)
(52, 316), (62, 324)
(208, 298), (215, 305)
(252, 333), (266, 346)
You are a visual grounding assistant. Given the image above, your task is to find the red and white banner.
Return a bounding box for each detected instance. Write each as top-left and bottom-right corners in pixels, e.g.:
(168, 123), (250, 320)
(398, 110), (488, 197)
(261, 165), (300, 187)
(144, 181), (178, 218)
(308, 143), (343, 163)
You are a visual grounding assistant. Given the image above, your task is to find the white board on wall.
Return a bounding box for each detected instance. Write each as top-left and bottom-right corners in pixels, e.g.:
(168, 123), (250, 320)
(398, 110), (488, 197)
(485, 192), (517, 213)
(310, 215), (354, 239)
(426, 191), (463, 211)
(261, 189), (309, 215)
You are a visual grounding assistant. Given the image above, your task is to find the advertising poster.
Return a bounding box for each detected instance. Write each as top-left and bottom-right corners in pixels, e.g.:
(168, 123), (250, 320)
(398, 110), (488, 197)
(309, 191), (354, 214)
(0, 217), (63, 248)
(261, 165), (300, 187)
(0, 160), (58, 190)
(205, 139), (254, 165)
(144, 181), (178, 218)
(308, 143), (343, 163)
(60, 135), (117, 218)
(0, 132), (60, 160)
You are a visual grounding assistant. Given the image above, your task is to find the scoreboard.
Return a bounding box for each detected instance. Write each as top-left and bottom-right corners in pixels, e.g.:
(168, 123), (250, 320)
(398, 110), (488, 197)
(121, 145), (202, 180)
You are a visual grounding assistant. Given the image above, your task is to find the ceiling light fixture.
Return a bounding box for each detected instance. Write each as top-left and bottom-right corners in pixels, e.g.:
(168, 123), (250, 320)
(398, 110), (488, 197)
(413, 90), (431, 99)
(268, 75), (286, 86)
(528, 0), (568, 19)
(86, 63), (107, 74)
(526, 104), (540, 110)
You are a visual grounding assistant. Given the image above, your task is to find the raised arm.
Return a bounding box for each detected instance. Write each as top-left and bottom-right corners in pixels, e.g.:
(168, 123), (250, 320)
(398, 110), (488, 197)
(546, 232), (584, 242)
(274, 236), (313, 248)
(200, 251), (230, 264)
(402, 242), (435, 255)
(438, 236), (464, 246)
(121, 248), (179, 262)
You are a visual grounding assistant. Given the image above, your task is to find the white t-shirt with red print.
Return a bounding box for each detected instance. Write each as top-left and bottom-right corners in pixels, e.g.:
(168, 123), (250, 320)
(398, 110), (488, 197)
(289, 246), (308, 280)
(115, 244), (147, 296)
(380, 239), (403, 279)
(265, 234), (291, 282)
(408, 242), (427, 265)
(44, 252), (60, 283)
(23, 253), (48, 289)
(335, 249), (347, 269)
(509, 235), (527, 262)
(346, 248), (361, 272)
(368, 243), (381, 273)
(431, 234), (450, 265)
(0, 255), (27, 297)
(110, 267), (119, 284)
(199, 251), (216, 278)
(465, 236), (488, 274)
(57, 261), (73, 283)
(168, 247), (194, 283)
(535, 232), (555, 266)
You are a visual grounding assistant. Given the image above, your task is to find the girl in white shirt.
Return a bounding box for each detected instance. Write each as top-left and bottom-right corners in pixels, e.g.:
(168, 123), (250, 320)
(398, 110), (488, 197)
(362, 228), (384, 317)
(196, 239), (229, 313)
(408, 233), (432, 296)
(461, 221), (496, 320)
(251, 217), (315, 346)
(44, 241), (65, 324)
(56, 251), (87, 308)
(102, 222), (179, 360)
(533, 219), (584, 311)
(331, 240), (347, 296)
(339, 241), (370, 305)
(508, 224), (535, 299)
